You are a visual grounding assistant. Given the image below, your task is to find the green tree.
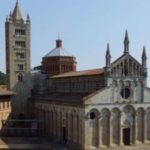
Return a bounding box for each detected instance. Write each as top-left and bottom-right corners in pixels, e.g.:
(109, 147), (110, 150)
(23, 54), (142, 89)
(0, 71), (6, 85)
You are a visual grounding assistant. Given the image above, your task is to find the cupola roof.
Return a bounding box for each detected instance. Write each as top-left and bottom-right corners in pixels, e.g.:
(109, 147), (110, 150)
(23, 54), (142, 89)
(44, 39), (74, 57)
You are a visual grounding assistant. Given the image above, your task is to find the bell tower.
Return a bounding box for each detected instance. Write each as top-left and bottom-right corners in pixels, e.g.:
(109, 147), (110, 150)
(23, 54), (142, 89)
(5, 1), (31, 89)
(5, 1), (31, 116)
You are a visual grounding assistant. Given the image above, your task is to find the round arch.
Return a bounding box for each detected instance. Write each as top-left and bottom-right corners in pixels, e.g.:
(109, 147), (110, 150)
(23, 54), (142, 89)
(89, 108), (100, 147)
(101, 108), (110, 146)
(111, 108), (120, 145)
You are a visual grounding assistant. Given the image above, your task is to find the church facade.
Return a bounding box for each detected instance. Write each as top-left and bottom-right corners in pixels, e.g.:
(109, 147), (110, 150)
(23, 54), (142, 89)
(29, 31), (150, 149)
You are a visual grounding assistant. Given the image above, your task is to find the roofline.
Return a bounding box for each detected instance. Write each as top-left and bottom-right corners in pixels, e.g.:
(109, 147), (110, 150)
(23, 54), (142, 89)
(83, 87), (109, 101)
(44, 47), (74, 58)
(29, 95), (84, 106)
(0, 92), (16, 96)
(111, 53), (142, 66)
(50, 68), (104, 79)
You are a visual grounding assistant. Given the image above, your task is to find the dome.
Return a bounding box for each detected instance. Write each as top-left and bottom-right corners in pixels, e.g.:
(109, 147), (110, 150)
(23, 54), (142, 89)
(44, 47), (73, 57)
(44, 39), (74, 58)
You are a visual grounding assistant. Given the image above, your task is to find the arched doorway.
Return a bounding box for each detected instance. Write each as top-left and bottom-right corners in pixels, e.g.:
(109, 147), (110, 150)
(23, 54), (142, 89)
(122, 105), (135, 145)
(123, 128), (130, 145)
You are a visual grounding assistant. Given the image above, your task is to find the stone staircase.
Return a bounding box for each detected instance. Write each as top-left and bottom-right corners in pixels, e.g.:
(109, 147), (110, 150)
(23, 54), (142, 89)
(0, 137), (66, 150)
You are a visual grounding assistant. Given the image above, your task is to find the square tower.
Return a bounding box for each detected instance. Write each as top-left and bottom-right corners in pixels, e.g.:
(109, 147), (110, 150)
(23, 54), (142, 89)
(5, 1), (30, 90)
(5, 1), (31, 117)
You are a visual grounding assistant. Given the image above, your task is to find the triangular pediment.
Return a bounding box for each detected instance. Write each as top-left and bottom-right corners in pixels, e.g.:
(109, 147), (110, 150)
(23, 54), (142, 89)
(112, 54), (141, 67)
(83, 87), (112, 104)
(110, 53), (143, 77)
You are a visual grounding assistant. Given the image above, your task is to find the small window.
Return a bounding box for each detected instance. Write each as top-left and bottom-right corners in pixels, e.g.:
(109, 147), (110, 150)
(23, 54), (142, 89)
(18, 73), (23, 82)
(16, 53), (25, 59)
(7, 101), (10, 108)
(90, 112), (96, 120)
(120, 88), (130, 99)
(3, 102), (5, 109)
(15, 41), (25, 48)
(17, 64), (24, 71)
(15, 29), (25, 36)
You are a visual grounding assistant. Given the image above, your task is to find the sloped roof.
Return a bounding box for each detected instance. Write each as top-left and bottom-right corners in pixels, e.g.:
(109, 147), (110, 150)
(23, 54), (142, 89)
(0, 90), (15, 96)
(44, 47), (74, 57)
(111, 54), (142, 66)
(51, 68), (104, 78)
(30, 92), (91, 104)
(12, 1), (23, 20)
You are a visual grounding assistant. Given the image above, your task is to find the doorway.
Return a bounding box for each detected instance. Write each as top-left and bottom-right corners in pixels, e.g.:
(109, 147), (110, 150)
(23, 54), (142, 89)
(123, 128), (130, 145)
(62, 127), (66, 141)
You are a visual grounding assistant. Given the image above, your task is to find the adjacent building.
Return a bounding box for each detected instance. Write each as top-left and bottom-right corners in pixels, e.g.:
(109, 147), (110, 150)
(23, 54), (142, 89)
(0, 85), (14, 132)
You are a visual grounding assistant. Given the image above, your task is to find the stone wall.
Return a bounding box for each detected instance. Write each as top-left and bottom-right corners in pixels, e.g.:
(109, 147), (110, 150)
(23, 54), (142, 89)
(84, 104), (150, 149)
(0, 96), (11, 130)
(49, 75), (105, 93)
(30, 101), (85, 149)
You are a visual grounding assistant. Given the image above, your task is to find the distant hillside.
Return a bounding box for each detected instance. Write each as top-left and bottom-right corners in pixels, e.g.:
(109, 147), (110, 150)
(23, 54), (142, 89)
(0, 71), (6, 85)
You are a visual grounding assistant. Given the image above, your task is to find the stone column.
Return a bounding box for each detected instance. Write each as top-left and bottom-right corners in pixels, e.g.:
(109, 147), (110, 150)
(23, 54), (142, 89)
(130, 61), (132, 75)
(60, 112), (62, 140)
(84, 118), (90, 149)
(55, 111), (58, 138)
(78, 115), (83, 147)
(52, 110), (56, 137)
(73, 114), (77, 144)
(143, 110), (147, 143)
(57, 111), (60, 141)
(122, 61), (124, 75)
(49, 110), (52, 137)
(98, 115), (102, 148)
(67, 112), (71, 142)
(134, 111), (138, 144)
(119, 112), (123, 146)
(40, 109), (44, 136)
(45, 110), (49, 136)
(47, 110), (50, 137)
(70, 114), (73, 142)
(76, 115), (79, 145)
(109, 113), (112, 147)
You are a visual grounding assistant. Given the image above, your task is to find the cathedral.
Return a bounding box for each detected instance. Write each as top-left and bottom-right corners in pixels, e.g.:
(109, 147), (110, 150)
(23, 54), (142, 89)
(29, 31), (150, 149)
(2, 1), (150, 150)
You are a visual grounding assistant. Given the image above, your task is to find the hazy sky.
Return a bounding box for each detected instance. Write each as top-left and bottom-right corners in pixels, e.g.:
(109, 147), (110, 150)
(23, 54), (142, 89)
(0, 0), (150, 85)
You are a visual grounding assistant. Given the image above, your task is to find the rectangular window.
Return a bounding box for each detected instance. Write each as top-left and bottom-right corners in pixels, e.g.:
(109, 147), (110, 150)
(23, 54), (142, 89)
(16, 53), (25, 59)
(17, 64), (24, 71)
(15, 41), (25, 48)
(15, 29), (25, 36)
(3, 102), (5, 109)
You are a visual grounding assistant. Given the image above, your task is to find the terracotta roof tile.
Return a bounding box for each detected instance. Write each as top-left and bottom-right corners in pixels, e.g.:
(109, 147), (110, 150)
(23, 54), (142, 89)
(50, 68), (104, 78)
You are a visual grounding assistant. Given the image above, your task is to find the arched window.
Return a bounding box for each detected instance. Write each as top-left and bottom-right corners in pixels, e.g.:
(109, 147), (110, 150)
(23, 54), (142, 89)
(18, 73), (23, 82)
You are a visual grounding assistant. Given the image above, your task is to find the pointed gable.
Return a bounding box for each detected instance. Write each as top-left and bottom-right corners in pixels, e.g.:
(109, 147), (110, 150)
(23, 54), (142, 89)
(111, 54), (142, 77)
